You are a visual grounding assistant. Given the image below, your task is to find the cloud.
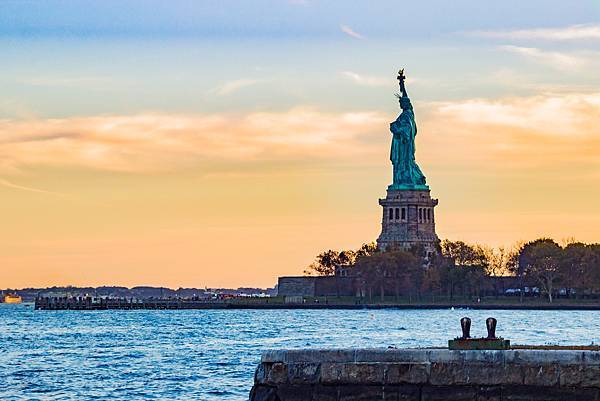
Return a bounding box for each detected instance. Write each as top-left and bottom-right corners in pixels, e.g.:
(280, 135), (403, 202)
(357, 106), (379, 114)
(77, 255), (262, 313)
(0, 109), (386, 173)
(472, 24), (600, 41)
(500, 45), (585, 71)
(340, 71), (388, 87)
(340, 24), (364, 39)
(419, 92), (600, 174)
(434, 93), (600, 136)
(210, 79), (262, 96)
(2, 93), (599, 182)
(0, 178), (65, 196)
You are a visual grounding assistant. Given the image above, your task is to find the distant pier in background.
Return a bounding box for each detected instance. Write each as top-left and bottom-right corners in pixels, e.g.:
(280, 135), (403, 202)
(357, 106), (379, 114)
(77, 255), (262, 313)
(34, 296), (230, 310)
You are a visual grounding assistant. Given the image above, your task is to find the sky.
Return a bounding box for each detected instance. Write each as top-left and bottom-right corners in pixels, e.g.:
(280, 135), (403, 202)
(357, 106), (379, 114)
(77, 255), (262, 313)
(1, 0), (600, 289)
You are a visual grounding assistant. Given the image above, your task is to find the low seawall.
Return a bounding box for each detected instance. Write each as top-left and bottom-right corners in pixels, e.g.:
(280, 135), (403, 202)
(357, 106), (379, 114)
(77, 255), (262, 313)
(249, 348), (600, 401)
(34, 296), (600, 311)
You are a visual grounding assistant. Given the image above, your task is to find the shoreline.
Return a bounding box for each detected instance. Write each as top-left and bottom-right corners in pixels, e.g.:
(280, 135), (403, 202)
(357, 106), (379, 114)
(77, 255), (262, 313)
(29, 299), (600, 311)
(222, 303), (600, 310)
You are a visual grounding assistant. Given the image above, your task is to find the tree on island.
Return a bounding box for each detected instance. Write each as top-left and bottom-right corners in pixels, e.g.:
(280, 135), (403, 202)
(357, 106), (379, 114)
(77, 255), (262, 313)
(303, 242), (377, 276)
(590, 244), (600, 294)
(561, 242), (599, 299)
(436, 240), (490, 300)
(518, 238), (563, 303)
(354, 247), (419, 302)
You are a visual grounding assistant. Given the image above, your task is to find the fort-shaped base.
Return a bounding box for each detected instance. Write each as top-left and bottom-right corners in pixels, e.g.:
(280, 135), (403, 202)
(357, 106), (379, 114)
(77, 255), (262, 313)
(377, 188), (439, 253)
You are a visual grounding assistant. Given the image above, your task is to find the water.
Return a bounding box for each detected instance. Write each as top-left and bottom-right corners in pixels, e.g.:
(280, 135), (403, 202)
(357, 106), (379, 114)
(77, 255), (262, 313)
(1, 304), (598, 400)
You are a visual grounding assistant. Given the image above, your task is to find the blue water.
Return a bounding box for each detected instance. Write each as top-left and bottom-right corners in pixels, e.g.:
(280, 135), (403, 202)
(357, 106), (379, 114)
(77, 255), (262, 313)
(1, 304), (599, 400)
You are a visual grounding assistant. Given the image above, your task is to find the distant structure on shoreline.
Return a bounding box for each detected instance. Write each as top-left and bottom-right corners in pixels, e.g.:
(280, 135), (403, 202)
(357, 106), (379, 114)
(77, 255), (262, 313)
(1, 286), (277, 303)
(377, 69), (439, 256)
(1, 293), (22, 304)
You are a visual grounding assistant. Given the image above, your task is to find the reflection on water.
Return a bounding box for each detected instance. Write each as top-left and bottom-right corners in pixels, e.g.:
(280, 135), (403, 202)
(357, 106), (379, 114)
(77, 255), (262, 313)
(1, 304), (598, 400)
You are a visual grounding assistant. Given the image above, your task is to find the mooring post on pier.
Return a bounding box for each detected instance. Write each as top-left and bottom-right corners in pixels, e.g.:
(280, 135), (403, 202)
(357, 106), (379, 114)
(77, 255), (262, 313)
(449, 317), (510, 350)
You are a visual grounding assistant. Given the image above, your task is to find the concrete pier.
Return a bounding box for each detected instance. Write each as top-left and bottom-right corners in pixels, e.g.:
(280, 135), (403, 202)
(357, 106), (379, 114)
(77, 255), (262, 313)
(249, 348), (600, 401)
(33, 296), (229, 310)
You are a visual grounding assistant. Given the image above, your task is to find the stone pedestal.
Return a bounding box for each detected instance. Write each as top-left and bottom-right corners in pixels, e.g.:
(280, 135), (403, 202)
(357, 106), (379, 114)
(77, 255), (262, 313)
(376, 189), (439, 255)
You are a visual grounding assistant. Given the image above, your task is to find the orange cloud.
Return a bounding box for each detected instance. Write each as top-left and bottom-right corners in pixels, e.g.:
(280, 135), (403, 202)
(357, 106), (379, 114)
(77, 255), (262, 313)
(2, 93), (599, 179)
(0, 108), (387, 173)
(419, 92), (600, 174)
(2, 93), (599, 181)
(433, 93), (600, 135)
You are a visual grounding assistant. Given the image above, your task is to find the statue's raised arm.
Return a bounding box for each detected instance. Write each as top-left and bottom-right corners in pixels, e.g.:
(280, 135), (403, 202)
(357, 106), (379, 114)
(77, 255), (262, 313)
(397, 69), (408, 98)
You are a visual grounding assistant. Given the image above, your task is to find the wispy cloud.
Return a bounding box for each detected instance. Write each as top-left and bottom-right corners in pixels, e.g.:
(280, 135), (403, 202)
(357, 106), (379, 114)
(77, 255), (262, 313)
(3, 92), (600, 179)
(340, 71), (388, 87)
(500, 45), (585, 71)
(434, 93), (600, 137)
(472, 24), (600, 41)
(0, 109), (386, 173)
(340, 24), (364, 39)
(0, 178), (65, 196)
(210, 79), (262, 96)
(416, 92), (600, 174)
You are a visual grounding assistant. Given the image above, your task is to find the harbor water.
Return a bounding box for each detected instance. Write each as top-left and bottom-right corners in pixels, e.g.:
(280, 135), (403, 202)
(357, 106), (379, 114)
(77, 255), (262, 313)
(1, 304), (599, 400)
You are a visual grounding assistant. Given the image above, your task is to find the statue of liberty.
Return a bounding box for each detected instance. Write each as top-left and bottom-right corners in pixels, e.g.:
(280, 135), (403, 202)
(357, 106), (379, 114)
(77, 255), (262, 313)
(389, 69), (428, 190)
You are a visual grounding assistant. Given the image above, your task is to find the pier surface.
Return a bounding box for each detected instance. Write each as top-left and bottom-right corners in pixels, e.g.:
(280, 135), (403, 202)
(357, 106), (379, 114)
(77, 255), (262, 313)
(249, 348), (600, 401)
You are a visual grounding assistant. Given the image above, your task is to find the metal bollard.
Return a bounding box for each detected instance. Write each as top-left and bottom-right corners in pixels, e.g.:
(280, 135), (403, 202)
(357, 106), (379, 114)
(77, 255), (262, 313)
(460, 317), (471, 339)
(486, 317), (497, 339)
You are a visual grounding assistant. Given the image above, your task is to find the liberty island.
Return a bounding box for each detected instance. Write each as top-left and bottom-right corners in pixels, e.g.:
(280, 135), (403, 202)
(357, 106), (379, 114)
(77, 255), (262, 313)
(28, 69), (600, 307)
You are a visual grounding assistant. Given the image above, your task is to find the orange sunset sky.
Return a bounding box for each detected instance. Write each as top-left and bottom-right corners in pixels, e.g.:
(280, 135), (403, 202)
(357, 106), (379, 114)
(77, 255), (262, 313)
(1, 1), (600, 288)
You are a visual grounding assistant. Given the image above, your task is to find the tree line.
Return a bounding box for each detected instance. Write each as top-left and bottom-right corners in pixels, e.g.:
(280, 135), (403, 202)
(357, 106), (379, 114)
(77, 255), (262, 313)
(304, 238), (600, 303)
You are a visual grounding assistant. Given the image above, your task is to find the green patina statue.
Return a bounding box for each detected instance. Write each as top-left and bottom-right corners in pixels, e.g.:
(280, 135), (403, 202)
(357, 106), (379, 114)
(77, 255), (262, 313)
(389, 69), (428, 190)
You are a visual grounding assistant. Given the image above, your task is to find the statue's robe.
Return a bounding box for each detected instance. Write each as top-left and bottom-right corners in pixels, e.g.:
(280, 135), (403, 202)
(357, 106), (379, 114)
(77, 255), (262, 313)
(390, 106), (426, 186)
